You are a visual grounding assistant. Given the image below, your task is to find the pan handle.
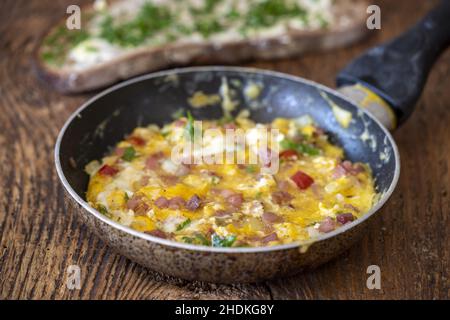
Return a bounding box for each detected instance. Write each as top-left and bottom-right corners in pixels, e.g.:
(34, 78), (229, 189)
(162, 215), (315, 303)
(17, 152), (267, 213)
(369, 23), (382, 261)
(337, 0), (450, 129)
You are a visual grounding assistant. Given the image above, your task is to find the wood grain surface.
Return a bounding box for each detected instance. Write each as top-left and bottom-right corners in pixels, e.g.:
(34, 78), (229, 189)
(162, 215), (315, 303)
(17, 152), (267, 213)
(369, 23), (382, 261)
(0, 0), (448, 300)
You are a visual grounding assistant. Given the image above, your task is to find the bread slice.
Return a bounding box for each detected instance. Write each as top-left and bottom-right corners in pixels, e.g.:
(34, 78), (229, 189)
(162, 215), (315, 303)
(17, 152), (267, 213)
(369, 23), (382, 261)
(34, 0), (370, 93)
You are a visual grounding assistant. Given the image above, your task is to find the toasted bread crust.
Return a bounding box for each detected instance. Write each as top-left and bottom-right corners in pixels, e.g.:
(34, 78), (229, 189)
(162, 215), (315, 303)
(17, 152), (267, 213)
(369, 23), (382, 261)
(34, 0), (370, 93)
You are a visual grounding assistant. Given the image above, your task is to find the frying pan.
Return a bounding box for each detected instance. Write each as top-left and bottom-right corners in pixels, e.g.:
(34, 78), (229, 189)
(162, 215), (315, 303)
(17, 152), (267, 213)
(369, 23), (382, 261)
(55, 1), (450, 283)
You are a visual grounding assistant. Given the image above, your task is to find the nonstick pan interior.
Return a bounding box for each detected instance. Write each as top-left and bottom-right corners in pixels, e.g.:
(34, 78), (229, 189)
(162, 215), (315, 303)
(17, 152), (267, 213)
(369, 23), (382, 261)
(57, 67), (398, 222)
(55, 67), (401, 282)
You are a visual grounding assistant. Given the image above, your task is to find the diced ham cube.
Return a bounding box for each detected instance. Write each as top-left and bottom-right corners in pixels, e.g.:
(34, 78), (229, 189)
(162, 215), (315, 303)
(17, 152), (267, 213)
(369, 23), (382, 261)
(219, 189), (235, 198)
(261, 232), (278, 243)
(226, 193), (244, 208)
(134, 202), (149, 216)
(146, 152), (164, 170)
(277, 180), (291, 192)
(185, 194), (201, 211)
(98, 164), (119, 176)
(115, 148), (125, 157)
(154, 196), (169, 209)
(290, 170), (314, 190)
(336, 213), (355, 225)
(168, 196), (186, 210)
(271, 191), (293, 205)
(318, 217), (336, 233)
(160, 175), (179, 186)
(140, 175), (149, 187)
(214, 210), (231, 217)
(262, 212), (284, 224)
(333, 160), (365, 178)
(127, 194), (143, 211)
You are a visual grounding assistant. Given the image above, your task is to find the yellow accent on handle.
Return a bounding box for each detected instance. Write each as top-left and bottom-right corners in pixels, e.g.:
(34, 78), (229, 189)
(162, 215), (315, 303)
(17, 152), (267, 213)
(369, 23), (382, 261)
(353, 84), (397, 130)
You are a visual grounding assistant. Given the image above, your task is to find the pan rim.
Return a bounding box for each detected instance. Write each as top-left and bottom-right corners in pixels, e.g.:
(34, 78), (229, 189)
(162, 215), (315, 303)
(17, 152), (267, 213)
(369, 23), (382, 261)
(54, 65), (401, 254)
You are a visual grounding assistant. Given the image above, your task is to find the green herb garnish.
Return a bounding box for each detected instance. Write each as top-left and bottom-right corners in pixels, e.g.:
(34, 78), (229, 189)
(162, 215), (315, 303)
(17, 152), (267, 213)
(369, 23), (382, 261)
(211, 234), (237, 247)
(204, 0), (221, 12)
(41, 26), (89, 65)
(297, 143), (320, 156)
(190, 0), (220, 15)
(185, 111), (195, 141)
(194, 19), (223, 38)
(42, 0), (323, 67)
(122, 147), (136, 161)
(210, 175), (220, 185)
(97, 204), (108, 215)
(245, 0), (307, 29)
(176, 218), (191, 231)
(181, 236), (193, 244)
(226, 8), (240, 20)
(182, 233), (210, 246)
(195, 234), (211, 246)
(175, 24), (192, 35)
(280, 139), (319, 156)
(280, 139), (296, 150)
(99, 2), (173, 47)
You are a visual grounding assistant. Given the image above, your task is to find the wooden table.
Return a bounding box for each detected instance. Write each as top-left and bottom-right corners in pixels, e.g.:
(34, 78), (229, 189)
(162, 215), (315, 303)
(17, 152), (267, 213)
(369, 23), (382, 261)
(1, 0), (448, 300)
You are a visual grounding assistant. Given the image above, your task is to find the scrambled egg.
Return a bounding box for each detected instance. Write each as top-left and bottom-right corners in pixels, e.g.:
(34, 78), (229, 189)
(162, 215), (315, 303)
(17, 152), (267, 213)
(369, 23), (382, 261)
(86, 115), (376, 247)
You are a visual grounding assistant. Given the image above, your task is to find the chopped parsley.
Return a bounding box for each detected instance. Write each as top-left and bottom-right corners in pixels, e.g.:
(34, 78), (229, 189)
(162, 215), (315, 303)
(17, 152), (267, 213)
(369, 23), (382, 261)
(211, 234), (237, 247)
(176, 218), (191, 231)
(41, 26), (89, 65)
(99, 2), (173, 47)
(280, 139), (320, 156)
(122, 147), (136, 161)
(182, 233), (211, 246)
(245, 0), (307, 29)
(297, 143), (320, 156)
(194, 19), (224, 38)
(226, 8), (241, 20)
(190, 0), (221, 15)
(210, 175), (221, 185)
(181, 236), (193, 243)
(97, 204), (108, 215)
(185, 111), (195, 141)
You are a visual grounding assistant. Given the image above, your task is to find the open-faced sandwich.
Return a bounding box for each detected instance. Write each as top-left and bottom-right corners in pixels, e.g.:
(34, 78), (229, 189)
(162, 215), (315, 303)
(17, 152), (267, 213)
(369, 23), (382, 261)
(36, 0), (370, 93)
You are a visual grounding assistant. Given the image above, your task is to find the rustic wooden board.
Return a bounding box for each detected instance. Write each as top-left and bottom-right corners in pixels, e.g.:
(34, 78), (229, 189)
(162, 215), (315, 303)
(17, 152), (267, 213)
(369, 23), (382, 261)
(0, 0), (448, 299)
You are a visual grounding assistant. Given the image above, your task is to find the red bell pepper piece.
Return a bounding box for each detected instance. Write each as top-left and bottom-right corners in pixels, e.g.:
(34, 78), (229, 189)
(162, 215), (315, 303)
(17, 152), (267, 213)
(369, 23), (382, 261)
(290, 170), (314, 190)
(279, 149), (298, 159)
(127, 136), (146, 146)
(98, 164), (119, 176)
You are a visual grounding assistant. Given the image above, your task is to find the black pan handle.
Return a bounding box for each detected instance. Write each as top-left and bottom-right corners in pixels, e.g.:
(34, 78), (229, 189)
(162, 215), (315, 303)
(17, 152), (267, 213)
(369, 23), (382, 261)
(337, 0), (450, 126)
